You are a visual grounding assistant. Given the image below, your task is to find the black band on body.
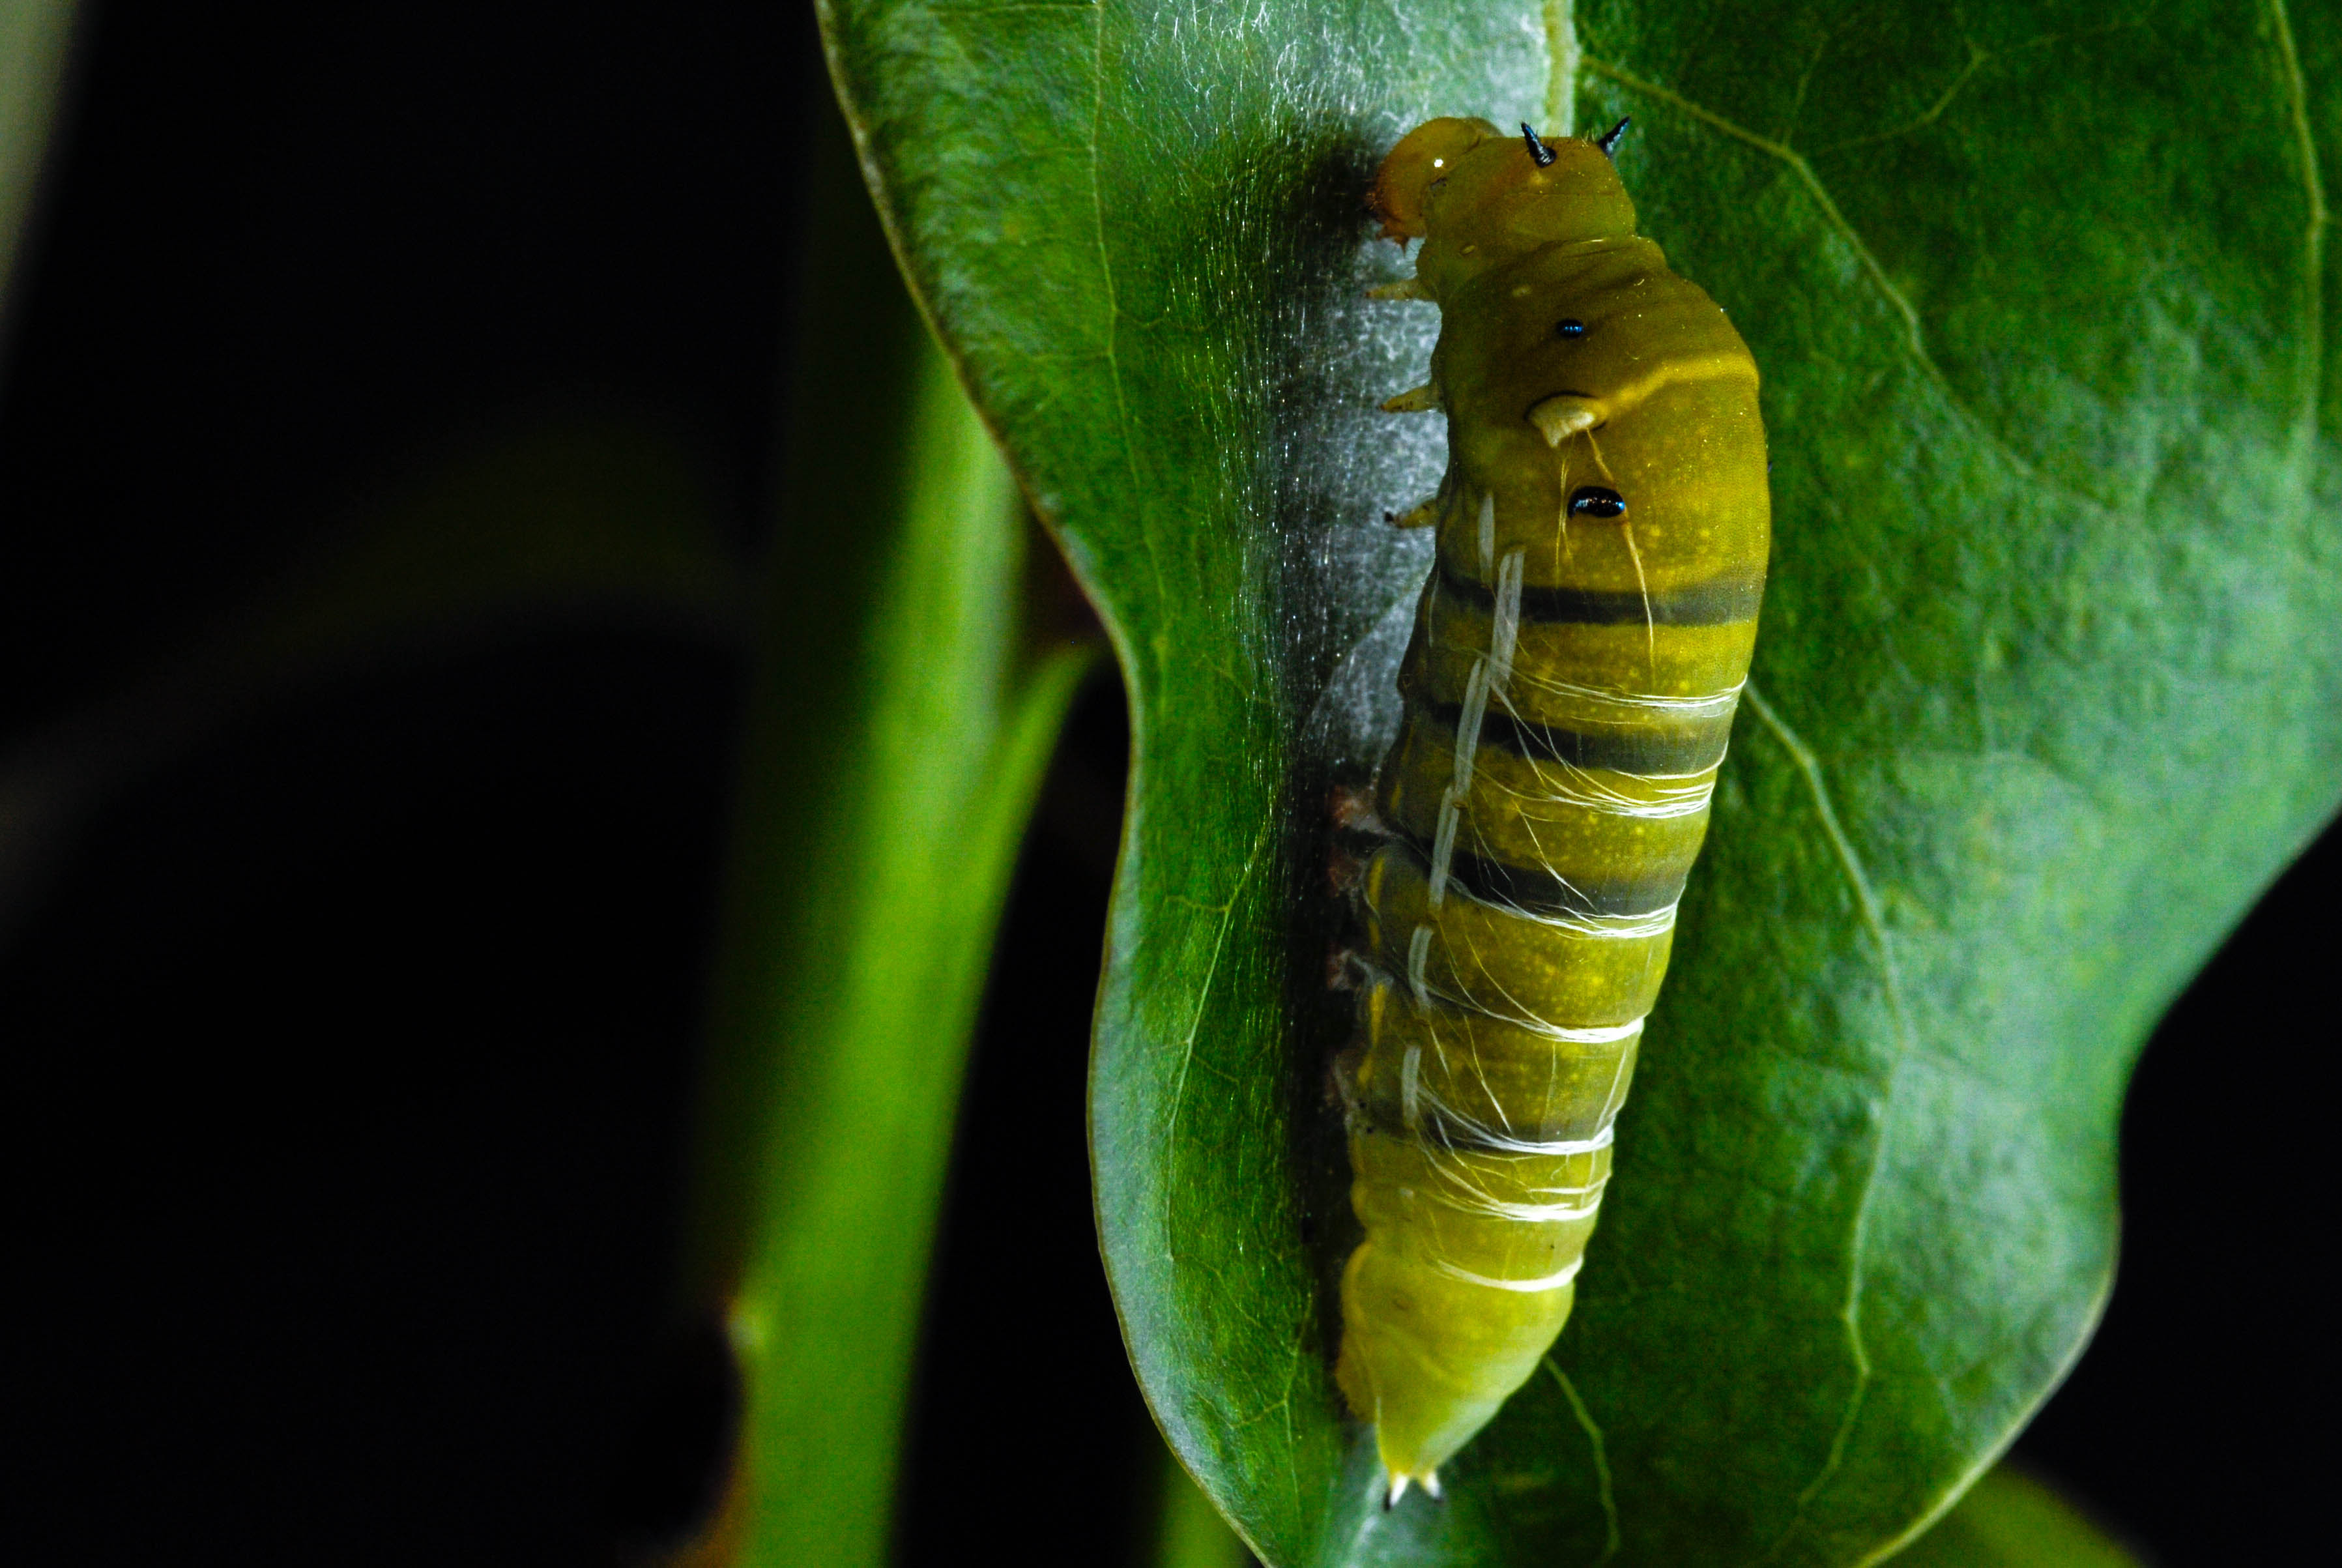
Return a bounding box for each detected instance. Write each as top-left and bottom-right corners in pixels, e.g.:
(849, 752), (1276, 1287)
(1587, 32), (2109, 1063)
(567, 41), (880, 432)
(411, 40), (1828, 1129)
(1423, 700), (1733, 775)
(1439, 559), (1763, 628)
(1405, 832), (1688, 918)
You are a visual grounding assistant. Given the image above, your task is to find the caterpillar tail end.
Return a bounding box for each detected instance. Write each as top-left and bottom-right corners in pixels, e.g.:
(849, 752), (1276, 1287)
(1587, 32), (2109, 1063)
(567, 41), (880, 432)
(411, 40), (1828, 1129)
(1337, 1241), (1576, 1502)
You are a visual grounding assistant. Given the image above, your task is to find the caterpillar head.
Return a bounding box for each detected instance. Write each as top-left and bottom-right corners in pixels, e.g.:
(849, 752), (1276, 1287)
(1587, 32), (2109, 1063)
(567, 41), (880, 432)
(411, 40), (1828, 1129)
(1370, 117), (1638, 287)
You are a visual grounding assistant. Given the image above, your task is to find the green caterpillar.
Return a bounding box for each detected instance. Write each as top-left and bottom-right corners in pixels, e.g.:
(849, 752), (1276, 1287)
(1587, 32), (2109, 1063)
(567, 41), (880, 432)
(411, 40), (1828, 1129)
(1335, 115), (1769, 1503)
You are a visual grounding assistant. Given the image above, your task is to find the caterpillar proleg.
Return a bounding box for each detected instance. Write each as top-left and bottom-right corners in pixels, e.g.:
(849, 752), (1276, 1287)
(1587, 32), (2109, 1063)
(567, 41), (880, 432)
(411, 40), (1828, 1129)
(1336, 115), (1768, 1501)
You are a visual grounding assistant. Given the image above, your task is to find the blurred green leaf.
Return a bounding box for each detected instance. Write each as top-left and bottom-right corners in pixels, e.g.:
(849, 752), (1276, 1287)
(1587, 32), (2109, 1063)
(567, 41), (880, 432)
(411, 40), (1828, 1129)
(1892, 1467), (2140, 1568)
(670, 98), (1093, 1567)
(826, 0), (2339, 1564)
(224, 420), (747, 669)
(1, 0), (79, 331)
(0, 415), (746, 939)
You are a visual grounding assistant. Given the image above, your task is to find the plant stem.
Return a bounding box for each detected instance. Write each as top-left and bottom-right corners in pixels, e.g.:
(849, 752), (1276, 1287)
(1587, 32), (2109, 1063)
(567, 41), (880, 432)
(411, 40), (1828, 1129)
(669, 89), (1091, 1567)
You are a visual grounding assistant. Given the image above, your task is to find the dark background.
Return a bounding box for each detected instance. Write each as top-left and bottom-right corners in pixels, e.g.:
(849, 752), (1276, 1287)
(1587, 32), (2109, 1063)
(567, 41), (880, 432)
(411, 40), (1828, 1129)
(0, 5), (2328, 1563)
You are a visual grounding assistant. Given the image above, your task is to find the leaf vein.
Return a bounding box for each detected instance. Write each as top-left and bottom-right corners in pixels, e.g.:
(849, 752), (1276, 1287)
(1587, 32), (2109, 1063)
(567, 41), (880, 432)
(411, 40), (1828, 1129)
(1807, 20), (2151, 158)
(1084, 1), (1164, 612)
(1741, 681), (1917, 1562)
(1543, 0), (1578, 136)
(1546, 1360), (1621, 1565)
(2264, 0), (2327, 486)
(1160, 814), (1272, 1248)
(1579, 54), (2120, 519)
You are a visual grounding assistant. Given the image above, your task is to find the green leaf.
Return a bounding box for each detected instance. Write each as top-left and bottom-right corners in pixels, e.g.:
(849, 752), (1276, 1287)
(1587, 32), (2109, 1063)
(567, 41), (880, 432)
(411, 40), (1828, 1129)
(669, 99), (1092, 1567)
(824, 1), (2341, 1563)
(1890, 1466), (2139, 1568)
(1, 0), (79, 328)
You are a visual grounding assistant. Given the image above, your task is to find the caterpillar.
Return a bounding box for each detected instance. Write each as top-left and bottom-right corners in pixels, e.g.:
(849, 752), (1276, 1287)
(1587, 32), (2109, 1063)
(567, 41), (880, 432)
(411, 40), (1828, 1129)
(1334, 115), (1768, 1503)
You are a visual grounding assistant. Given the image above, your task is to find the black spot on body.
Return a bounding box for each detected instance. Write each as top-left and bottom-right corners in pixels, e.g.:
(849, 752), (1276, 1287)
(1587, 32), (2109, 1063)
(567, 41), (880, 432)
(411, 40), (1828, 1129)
(1555, 319), (1586, 339)
(1568, 486), (1626, 519)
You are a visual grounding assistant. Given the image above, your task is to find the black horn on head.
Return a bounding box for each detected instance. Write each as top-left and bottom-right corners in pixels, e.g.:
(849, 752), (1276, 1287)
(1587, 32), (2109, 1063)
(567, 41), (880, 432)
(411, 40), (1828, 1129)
(1595, 117), (1631, 158)
(1521, 123), (1557, 167)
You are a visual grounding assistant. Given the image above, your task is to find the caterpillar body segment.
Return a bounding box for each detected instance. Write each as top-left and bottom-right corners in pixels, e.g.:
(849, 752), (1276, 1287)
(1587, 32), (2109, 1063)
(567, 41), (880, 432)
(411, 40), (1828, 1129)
(1338, 117), (1768, 1498)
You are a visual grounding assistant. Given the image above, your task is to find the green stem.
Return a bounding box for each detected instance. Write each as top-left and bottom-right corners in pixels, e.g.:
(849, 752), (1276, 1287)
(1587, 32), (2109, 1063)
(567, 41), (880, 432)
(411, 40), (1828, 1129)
(673, 91), (1091, 1566)
(1153, 1440), (1258, 1568)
